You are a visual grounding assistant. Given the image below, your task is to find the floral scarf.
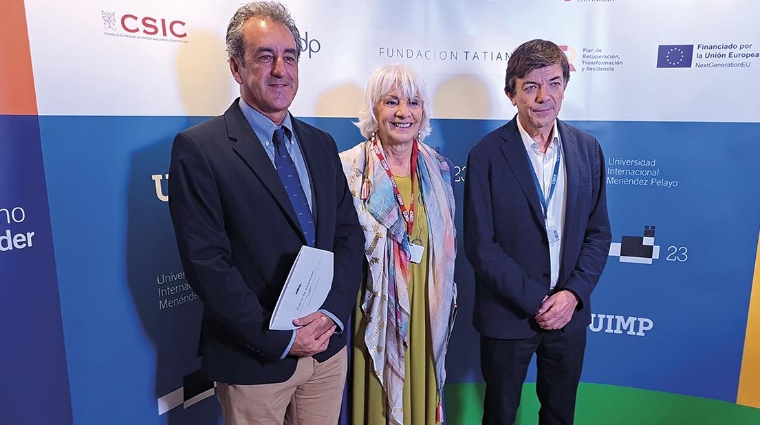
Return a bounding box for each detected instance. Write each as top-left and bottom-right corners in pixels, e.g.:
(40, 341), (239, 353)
(340, 139), (457, 425)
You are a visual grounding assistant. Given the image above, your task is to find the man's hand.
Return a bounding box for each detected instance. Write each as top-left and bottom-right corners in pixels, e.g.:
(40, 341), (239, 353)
(535, 290), (578, 330)
(288, 312), (336, 357)
(293, 311), (336, 336)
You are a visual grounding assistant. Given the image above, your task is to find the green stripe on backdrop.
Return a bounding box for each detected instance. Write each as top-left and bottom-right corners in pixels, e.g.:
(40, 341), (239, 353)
(445, 382), (760, 425)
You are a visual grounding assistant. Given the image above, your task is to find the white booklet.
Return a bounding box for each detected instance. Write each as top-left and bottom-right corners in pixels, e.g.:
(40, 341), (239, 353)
(269, 246), (334, 330)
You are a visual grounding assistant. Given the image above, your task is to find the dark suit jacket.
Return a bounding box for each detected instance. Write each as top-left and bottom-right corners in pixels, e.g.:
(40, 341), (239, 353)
(168, 100), (364, 384)
(464, 117), (611, 339)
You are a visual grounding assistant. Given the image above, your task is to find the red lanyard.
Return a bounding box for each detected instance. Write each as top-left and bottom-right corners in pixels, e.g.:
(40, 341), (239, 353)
(371, 139), (419, 237)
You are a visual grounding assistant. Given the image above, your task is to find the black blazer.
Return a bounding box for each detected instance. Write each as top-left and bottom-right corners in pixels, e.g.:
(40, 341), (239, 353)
(168, 100), (364, 384)
(464, 117), (611, 339)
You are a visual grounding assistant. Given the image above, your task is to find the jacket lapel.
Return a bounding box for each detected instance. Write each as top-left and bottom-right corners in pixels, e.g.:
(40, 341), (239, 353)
(225, 102), (304, 242)
(557, 120), (579, 230)
(499, 118), (544, 223)
(557, 120), (581, 282)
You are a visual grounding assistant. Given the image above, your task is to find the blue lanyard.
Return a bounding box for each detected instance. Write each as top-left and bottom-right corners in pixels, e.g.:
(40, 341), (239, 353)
(525, 143), (562, 220)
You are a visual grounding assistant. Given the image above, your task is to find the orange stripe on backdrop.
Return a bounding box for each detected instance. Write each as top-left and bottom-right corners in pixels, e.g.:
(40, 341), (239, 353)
(0, 0), (38, 115)
(738, 233), (760, 408)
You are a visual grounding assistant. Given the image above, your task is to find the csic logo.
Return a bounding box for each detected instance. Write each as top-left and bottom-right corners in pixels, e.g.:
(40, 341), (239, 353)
(102, 11), (117, 31)
(122, 15), (187, 38)
(102, 10), (187, 41)
(559, 45), (577, 71)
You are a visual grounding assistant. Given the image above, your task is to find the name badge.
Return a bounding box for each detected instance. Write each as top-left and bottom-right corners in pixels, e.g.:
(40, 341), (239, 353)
(546, 225), (560, 245)
(409, 242), (424, 264)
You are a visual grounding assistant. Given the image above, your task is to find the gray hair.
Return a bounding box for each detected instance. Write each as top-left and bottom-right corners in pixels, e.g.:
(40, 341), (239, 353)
(355, 63), (433, 141)
(226, 1), (302, 62)
(505, 39), (570, 97)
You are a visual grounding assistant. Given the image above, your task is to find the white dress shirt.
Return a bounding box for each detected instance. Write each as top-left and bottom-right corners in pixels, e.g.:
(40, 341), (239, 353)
(516, 119), (567, 290)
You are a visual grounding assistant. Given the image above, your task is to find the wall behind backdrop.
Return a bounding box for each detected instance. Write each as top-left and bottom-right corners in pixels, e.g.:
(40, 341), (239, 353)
(2, 0), (760, 424)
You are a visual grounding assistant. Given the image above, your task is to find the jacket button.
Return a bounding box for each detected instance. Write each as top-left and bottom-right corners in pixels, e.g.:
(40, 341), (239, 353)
(542, 273), (550, 279)
(541, 239), (548, 246)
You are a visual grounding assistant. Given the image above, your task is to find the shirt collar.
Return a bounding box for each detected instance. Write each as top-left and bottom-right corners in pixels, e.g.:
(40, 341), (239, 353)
(516, 116), (560, 155)
(238, 98), (294, 145)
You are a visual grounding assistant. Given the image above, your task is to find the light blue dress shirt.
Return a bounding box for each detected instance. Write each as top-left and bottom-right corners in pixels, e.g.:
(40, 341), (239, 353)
(237, 99), (344, 359)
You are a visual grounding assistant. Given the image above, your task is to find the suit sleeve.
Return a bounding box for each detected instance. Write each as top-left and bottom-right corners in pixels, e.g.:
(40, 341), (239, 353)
(463, 146), (547, 317)
(560, 139), (612, 309)
(168, 131), (292, 363)
(318, 133), (365, 329)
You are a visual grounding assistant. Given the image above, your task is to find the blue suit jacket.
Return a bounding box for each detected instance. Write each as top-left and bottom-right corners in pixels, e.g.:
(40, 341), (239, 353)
(168, 100), (364, 384)
(464, 117), (611, 339)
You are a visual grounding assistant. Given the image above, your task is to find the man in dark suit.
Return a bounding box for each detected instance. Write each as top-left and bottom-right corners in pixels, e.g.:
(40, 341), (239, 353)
(463, 39), (612, 425)
(167, 2), (364, 424)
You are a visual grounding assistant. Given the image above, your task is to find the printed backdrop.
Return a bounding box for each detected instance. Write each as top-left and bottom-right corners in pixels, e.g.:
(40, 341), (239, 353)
(2, 0), (760, 424)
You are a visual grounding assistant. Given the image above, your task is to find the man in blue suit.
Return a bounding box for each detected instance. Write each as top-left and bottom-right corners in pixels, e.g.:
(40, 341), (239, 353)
(168, 2), (364, 424)
(464, 39), (611, 425)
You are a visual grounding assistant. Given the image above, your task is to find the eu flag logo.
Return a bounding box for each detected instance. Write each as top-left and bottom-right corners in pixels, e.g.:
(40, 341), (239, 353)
(657, 45), (694, 68)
